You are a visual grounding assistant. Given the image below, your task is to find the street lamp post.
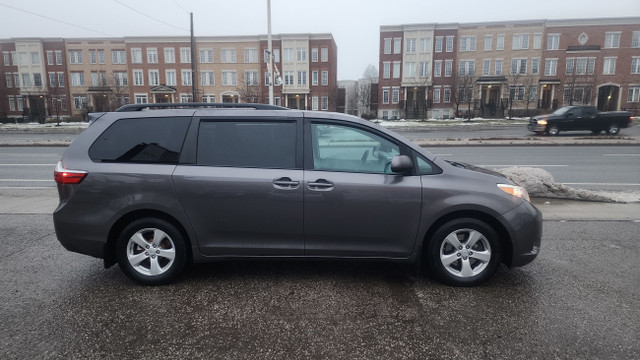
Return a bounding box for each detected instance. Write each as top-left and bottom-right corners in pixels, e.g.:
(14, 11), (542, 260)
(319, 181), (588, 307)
(267, 0), (274, 105)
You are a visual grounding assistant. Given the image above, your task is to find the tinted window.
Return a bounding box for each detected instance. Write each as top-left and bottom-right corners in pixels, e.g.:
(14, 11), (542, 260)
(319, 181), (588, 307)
(197, 121), (296, 168)
(89, 117), (190, 163)
(311, 123), (399, 174)
(416, 155), (440, 175)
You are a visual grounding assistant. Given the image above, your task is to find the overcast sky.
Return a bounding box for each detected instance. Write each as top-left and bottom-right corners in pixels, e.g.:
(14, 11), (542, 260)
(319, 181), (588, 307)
(1, 0), (638, 80)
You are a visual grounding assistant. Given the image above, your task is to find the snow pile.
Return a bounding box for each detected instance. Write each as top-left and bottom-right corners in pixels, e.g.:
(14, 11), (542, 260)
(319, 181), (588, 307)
(496, 167), (627, 203)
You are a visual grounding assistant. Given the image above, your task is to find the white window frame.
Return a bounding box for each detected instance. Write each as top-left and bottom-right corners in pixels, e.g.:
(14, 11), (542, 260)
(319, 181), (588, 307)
(544, 59), (558, 76)
(164, 48), (175, 63)
(496, 34), (505, 51)
(547, 34), (560, 50)
(131, 48), (142, 64)
(180, 47), (191, 63)
(133, 70), (144, 86)
(603, 57), (616, 75)
(604, 32), (621, 49)
(200, 49), (213, 63)
(384, 38), (392, 54)
(149, 70), (159, 86)
(181, 70), (193, 86)
(484, 35), (492, 51)
(434, 60), (442, 77)
(445, 36), (454, 52)
(147, 48), (158, 63)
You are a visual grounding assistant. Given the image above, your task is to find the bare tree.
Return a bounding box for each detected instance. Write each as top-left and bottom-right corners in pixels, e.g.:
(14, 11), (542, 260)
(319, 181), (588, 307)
(362, 64), (378, 80)
(520, 75), (538, 117)
(236, 82), (261, 104)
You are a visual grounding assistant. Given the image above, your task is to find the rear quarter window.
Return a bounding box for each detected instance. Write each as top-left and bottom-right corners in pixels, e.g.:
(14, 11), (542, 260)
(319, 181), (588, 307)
(89, 117), (191, 163)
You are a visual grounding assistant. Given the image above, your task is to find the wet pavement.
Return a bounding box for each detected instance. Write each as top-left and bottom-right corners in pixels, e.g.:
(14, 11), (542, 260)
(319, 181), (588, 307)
(1, 214), (639, 359)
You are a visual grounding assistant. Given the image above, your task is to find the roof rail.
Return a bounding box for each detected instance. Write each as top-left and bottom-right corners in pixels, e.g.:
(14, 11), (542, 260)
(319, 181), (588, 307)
(115, 102), (289, 112)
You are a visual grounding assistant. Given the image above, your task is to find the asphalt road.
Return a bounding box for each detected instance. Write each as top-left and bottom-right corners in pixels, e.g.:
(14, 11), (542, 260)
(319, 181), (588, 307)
(0, 214), (638, 359)
(1, 145), (638, 193)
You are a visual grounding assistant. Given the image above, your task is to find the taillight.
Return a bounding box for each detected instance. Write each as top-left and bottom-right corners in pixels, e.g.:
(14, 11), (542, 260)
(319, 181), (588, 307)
(54, 161), (88, 184)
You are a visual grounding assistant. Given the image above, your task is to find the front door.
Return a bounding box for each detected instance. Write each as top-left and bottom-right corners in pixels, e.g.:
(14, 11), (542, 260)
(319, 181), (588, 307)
(173, 119), (304, 256)
(303, 121), (422, 258)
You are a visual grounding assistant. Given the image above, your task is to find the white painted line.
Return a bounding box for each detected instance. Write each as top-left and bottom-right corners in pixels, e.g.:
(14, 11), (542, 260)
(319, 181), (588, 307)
(561, 183), (640, 186)
(479, 164), (569, 167)
(603, 154), (640, 156)
(0, 179), (52, 182)
(0, 187), (54, 189)
(0, 164), (55, 166)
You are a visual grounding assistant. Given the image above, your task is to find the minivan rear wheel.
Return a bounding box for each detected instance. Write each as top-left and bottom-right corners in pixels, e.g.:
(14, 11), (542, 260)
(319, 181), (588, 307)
(427, 218), (501, 286)
(116, 218), (186, 285)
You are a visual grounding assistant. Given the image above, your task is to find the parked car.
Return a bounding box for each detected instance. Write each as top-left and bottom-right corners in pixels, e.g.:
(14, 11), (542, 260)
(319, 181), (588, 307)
(54, 103), (542, 287)
(528, 105), (633, 135)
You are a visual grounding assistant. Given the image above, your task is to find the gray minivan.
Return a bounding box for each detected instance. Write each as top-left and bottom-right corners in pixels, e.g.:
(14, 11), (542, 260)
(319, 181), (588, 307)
(54, 103), (541, 286)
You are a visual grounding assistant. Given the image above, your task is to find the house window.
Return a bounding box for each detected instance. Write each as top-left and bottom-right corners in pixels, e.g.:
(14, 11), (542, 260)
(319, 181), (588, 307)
(483, 59), (491, 76)
(419, 37), (431, 53)
(631, 57), (640, 74)
(312, 71), (319, 86)
(434, 61), (442, 77)
(321, 71), (328, 86)
(404, 62), (416, 78)
(284, 71), (294, 85)
(431, 109), (439, 119)
(533, 34), (542, 50)
(57, 72), (65, 87)
(383, 62), (390, 79)
(460, 36), (476, 52)
(547, 34), (560, 50)
(147, 48), (158, 63)
(90, 50), (97, 64)
(182, 70), (193, 86)
(283, 48), (293, 62)
(628, 86), (640, 102)
(510, 59), (527, 75)
(531, 58), (540, 75)
(134, 94), (148, 104)
(245, 71), (259, 86)
(221, 49), (237, 63)
(321, 48), (328, 62)
(296, 48), (306, 62)
(496, 35), (505, 50)
(512, 34), (529, 50)
(321, 96), (328, 110)
(495, 59), (503, 76)
(6, 73), (12, 88)
(443, 87), (451, 103)
(32, 73), (42, 87)
(445, 36), (454, 52)
(46, 51), (53, 65)
(4, 52), (11, 65)
(112, 50), (126, 64)
(312, 96), (319, 110)
(393, 38), (402, 54)
(297, 71), (306, 85)
(131, 48), (142, 64)
(603, 57), (616, 75)
(391, 88), (399, 104)
(165, 70), (176, 86)
(71, 72), (84, 86)
(382, 88), (390, 104)
(133, 70), (144, 86)
(98, 50), (105, 64)
(604, 32), (621, 48)
(311, 48), (318, 62)
(55, 51), (62, 65)
(149, 70), (159, 86)
(69, 50), (82, 64)
(49, 73), (56, 87)
(445, 60), (453, 77)
(222, 71), (237, 86)
(17, 97), (24, 111)
(419, 62), (429, 77)
(8, 96), (15, 111)
(393, 61), (401, 78)
(459, 60), (475, 76)
(384, 38), (392, 54)
(435, 37), (443, 52)
(74, 96), (88, 109)
(544, 59), (558, 76)
(114, 72), (128, 86)
(433, 87), (441, 103)
(244, 49), (258, 63)
(180, 48), (191, 63)
(406, 38), (416, 53)
(633, 32), (640, 48)
(164, 48), (175, 63)
(200, 49), (213, 63)
(484, 35), (492, 51)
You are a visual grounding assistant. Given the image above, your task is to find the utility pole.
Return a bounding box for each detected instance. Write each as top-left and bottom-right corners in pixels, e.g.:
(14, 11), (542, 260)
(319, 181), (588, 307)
(267, 0), (274, 105)
(190, 12), (198, 102)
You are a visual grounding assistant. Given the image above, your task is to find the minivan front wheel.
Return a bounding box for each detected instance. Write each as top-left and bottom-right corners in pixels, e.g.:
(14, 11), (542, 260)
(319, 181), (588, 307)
(116, 218), (186, 285)
(427, 218), (501, 286)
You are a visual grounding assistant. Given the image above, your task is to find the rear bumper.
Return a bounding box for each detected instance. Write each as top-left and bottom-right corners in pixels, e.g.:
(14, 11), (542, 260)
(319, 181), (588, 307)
(53, 202), (111, 259)
(502, 200), (543, 267)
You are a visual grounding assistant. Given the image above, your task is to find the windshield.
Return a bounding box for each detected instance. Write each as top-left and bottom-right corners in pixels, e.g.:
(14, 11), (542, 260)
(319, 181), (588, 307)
(552, 107), (572, 115)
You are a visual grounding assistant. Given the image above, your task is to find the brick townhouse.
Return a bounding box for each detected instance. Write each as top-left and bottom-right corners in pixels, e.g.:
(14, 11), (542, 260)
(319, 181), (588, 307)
(378, 17), (640, 120)
(0, 33), (337, 120)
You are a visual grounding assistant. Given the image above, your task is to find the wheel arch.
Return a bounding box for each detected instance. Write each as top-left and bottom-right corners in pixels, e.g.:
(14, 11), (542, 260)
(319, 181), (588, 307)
(104, 209), (193, 268)
(419, 210), (513, 268)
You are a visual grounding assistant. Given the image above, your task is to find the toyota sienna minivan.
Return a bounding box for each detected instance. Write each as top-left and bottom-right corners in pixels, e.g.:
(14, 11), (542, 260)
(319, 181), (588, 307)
(54, 103), (541, 286)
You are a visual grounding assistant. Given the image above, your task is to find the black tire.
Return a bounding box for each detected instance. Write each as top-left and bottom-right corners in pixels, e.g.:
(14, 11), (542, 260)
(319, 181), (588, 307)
(547, 126), (559, 136)
(427, 218), (502, 287)
(116, 218), (187, 285)
(607, 123), (620, 135)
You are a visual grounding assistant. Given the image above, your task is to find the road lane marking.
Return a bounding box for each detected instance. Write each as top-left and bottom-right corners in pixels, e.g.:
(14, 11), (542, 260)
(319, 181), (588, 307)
(561, 182), (640, 186)
(479, 164), (569, 167)
(602, 154), (640, 156)
(0, 179), (52, 182)
(0, 186), (54, 189)
(0, 164), (55, 166)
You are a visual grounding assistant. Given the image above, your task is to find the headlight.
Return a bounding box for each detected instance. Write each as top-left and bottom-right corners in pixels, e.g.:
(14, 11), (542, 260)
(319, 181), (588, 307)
(537, 119), (547, 125)
(498, 184), (530, 202)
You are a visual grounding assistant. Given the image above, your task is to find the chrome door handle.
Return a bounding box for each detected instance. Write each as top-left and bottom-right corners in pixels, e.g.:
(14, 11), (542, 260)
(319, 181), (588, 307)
(307, 179), (334, 191)
(273, 177), (299, 190)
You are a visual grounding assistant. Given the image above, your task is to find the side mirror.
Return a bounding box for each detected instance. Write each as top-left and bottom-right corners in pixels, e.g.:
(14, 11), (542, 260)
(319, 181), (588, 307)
(391, 155), (414, 174)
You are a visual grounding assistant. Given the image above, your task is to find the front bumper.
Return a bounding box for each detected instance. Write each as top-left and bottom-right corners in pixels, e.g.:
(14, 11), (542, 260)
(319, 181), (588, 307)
(501, 200), (543, 267)
(527, 123), (546, 133)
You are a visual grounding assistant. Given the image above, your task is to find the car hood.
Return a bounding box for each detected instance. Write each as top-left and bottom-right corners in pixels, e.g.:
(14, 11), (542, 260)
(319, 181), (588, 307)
(446, 160), (510, 181)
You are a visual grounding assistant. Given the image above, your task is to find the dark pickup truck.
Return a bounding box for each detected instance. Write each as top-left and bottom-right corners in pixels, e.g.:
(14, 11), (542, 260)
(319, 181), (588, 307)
(528, 106), (633, 135)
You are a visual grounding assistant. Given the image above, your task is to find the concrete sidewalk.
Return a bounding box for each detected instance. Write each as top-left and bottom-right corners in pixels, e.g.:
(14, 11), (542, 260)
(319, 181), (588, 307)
(0, 188), (637, 221)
